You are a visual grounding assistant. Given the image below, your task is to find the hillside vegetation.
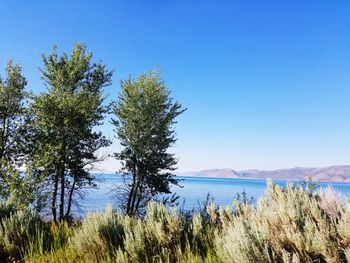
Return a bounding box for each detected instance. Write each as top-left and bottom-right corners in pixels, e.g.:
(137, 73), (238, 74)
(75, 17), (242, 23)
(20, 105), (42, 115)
(1, 180), (350, 263)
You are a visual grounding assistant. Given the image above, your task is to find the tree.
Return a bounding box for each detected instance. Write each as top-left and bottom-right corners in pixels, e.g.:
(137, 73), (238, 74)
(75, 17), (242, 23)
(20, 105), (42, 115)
(0, 61), (27, 165)
(0, 61), (32, 206)
(112, 70), (186, 215)
(28, 43), (112, 221)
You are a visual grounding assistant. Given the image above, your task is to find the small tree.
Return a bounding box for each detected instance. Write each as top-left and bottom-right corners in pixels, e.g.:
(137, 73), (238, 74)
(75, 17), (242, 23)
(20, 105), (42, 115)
(112, 70), (186, 215)
(29, 43), (113, 221)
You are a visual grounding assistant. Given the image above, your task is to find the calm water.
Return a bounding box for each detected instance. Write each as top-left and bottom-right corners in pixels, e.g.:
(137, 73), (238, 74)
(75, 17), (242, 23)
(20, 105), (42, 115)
(79, 174), (350, 214)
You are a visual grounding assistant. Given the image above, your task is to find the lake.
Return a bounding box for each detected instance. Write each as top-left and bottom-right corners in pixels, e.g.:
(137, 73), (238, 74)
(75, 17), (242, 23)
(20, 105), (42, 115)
(80, 174), (350, 214)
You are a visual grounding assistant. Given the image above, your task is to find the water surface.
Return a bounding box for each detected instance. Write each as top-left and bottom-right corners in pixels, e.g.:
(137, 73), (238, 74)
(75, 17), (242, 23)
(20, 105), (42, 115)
(80, 174), (350, 214)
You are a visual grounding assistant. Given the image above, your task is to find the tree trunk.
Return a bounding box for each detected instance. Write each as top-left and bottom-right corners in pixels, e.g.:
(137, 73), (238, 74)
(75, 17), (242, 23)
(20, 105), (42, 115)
(126, 182), (135, 215)
(0, 114), (8, 161)
(51, 173), (58, 223)
(130, 177), (142, 215)
(126, 156), (137, 215)
(129, 179), (139, 216)
(58, 139), (67, 222)
(59, 164), (65, 221)
(134, 184), (144, 213)
(65, 179), (76, 219)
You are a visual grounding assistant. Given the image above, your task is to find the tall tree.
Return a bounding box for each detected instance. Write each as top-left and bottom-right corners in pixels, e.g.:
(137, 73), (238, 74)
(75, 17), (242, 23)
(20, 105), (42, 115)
(0, 61), (30, 204)
(112, 70), (186, 215)
(0, 61), (27, 165)
(29, 43), (112, 221)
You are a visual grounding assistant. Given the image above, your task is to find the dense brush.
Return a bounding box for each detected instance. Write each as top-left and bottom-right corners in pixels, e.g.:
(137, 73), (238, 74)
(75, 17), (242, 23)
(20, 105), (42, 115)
(3, 181), (350, 263)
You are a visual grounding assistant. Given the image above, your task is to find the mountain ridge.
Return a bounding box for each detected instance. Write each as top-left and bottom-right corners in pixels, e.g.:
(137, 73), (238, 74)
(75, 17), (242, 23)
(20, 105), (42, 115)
(178, 165), (350, 182)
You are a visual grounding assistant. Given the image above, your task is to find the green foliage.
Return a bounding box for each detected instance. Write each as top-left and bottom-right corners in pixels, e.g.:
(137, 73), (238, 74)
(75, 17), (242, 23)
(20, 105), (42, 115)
(122, 202), (185, 262)
(71, 205), (124, 261)
(215, 181), (346, 263)
(215, 207), (277, 263)
(0, 201), (17, 221)
(0, 163), (47, 211)
(112, 70), (186, 215)
(0, 61), (37, 209)
(234, 189), (255, 205)
(5, 181), (350, 262)
(0, 208), (48, 261)
(2, 43), (349, 263)
(0, 61), (28, 165)
(28, 43), (112, 221)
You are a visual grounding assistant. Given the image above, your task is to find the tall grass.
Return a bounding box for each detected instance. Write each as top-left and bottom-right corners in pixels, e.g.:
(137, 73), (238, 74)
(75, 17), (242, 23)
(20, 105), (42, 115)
(3, 180), (350, 262)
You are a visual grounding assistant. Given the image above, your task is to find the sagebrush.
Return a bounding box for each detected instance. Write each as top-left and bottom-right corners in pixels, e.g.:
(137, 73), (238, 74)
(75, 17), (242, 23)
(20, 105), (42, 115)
(1, 180), (350, 263)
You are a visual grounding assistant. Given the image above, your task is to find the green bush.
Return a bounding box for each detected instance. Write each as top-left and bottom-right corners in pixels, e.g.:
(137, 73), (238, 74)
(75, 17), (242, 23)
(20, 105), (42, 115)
(5, 180), (350, 263)
(0, 202), (17, 221)
(71, 205), (124, 261)
(0, 208), (49, 261)
(120, 202), (185, 262)
(215, 181), (346, 263)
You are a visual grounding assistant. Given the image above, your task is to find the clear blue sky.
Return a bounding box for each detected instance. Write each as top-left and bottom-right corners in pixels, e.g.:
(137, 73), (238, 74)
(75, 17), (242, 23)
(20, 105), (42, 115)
(1, 0), (349, 172)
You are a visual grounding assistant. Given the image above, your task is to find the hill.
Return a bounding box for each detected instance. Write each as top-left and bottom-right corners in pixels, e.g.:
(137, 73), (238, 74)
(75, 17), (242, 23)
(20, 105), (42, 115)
(179, 165), (350, 182)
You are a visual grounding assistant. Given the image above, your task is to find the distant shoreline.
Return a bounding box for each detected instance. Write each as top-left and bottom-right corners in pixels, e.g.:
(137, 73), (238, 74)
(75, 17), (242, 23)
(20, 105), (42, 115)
(176, 174), (350, 184)
(177, 165), (350, 183)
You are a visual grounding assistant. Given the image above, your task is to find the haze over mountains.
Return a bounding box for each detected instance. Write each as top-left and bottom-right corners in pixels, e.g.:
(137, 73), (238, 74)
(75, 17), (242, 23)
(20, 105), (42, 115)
(179, 165), (350, 182)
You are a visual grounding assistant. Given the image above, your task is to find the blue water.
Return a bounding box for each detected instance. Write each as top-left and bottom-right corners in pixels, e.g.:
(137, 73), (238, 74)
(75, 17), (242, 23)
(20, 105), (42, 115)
(79, 174), (350, 213)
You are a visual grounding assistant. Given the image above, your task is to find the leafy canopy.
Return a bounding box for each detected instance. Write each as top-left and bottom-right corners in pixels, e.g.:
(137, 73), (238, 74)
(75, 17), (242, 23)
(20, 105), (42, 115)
(113, 70), (186, 215)
(28, 43), (113, 220)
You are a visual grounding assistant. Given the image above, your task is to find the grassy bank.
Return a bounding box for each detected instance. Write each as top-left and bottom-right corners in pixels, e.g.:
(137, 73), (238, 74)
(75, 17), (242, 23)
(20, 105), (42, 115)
(0, 180), (349, 263)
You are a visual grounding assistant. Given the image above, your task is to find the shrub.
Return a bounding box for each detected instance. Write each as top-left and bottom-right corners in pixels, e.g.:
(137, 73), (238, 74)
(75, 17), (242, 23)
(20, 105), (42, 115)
(215, 181), (346, 263)
(215, 204), (277, 263)
(71, 205), (124, 261)
(0, 201), (16, 221)
(0, 209), (48, 261)
(11, 180), (350, 263)
(318, 186), (342, 219)
(122, 202), (184, 262)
